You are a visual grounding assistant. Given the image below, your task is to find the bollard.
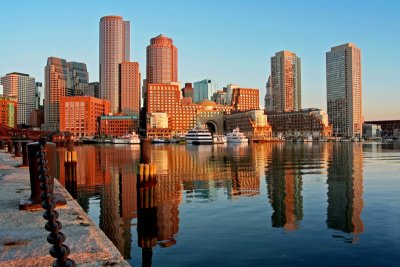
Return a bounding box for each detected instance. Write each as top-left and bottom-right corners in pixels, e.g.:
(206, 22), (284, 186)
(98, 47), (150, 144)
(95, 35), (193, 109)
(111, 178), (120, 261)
(21, 141), (29, 167)
(20, 139), (65, 210)
(14, 141), (22, 157)
(64, 140), (77, 199)
(0, 140), (5, 150)
(37, 138), (76, 267)
(137, 163), (158, 267)
(7, 140), (14, 154)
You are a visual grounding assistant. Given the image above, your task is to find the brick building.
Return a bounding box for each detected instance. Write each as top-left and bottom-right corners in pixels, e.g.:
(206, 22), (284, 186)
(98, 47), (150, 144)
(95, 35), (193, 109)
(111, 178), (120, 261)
(231, 88), (259, 111)
(0, 95), (17, 128)
(99, 115), (139, 137)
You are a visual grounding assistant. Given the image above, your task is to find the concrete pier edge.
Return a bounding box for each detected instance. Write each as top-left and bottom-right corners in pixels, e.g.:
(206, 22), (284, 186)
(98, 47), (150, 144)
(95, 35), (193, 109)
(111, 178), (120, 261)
(0, 151), (130, 267)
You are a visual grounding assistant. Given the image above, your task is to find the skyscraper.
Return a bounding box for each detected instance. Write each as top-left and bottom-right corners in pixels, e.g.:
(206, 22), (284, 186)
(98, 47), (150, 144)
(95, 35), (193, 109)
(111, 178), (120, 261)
(193, 79), (218, 103)
(270, 51), (301, 113)
(1, 72), (36, 125)
(99, 16), (130, 113)
(326, 43), (362, 138)
(146, 34), (178, 84)
(119, 62), (141, 116)
(44, 57), (89, 130)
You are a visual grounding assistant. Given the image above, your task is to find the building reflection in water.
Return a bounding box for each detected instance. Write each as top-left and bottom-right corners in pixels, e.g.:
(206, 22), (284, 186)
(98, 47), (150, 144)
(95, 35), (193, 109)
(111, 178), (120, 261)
(265, 143), (304, 231)
(326, 143), (364, 236)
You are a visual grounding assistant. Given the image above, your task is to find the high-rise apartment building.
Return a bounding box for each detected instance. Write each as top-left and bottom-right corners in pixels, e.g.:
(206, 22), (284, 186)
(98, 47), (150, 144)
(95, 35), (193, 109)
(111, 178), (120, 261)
(193, 79), (218, 103)
(326, 43), (362, 138)
(99, 16), (130, 113)
(1, 72), (36, 125)
(146, 34), (178, 84)
(231, 88), (259, 112)
(44, 57), (89, 130)
(270, 51), (301, 113)
(119, 62), (141, 116)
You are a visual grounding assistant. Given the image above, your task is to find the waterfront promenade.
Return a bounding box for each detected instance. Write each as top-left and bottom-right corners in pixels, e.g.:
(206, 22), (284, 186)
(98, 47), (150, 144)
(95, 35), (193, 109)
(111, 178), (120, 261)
(0, 151), (130, 266)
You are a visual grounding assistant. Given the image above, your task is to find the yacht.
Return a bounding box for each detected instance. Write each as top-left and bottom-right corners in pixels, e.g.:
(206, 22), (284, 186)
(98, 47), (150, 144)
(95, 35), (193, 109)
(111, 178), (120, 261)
(185, 125), (213, 145)
(112, 131), (141, 144)
(226, 127), (248, 143)
(212, 135), (227, 144)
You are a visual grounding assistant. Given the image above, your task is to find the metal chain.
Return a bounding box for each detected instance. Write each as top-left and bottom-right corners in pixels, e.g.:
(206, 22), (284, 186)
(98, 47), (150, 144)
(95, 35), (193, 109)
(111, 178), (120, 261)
(37, 138), (76, 267)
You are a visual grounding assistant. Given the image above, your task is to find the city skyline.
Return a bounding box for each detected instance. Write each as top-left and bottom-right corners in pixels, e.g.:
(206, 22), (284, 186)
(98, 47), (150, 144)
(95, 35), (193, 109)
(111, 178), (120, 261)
(0, 0), (399, 120)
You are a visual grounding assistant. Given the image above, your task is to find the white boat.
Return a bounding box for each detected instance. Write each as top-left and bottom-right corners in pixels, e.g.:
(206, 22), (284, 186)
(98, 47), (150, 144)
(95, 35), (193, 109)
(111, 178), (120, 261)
(112, 131), (140, 144)
(185, 124), (213, 145)
(226, 127), (248, 143)
(213, 135), (227, 144)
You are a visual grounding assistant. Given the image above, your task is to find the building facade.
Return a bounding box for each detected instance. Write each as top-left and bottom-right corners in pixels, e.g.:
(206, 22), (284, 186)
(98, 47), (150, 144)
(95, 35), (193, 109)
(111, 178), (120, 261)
(100, 16), (130, 113)
(224, 84), (239, 105)
(181, 83), (194, 99)
(44, 57), (89, 131)
(264, 76), (272, 112)
(225, 110), (272, 141)
(211, 90), (228, 105)
(84, 82), (100, 98)
(0, 95), (17, 128)
(362, 124), (381, 139)
(267, 108), (332, 139)
(193, 79), (218, 103)
(270, 51), (301, 113)
(35, 82), (42, 109)
(231, 88), (259, 112)
(326, 43), (362, 137)
(60, 96), (110, 137)
(119, 62), (141, 116)
(1, 72), (36, 125)
(146, 34), (178, 85)
(99, 115), (139, 137)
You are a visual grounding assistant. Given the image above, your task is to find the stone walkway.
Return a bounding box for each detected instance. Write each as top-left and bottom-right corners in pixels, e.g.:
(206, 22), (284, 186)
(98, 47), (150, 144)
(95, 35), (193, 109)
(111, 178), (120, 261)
(0, 151), (130, 267)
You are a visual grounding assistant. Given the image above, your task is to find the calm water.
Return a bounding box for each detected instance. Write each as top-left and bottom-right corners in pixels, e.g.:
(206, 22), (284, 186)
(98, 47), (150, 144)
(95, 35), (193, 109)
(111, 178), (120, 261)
(55, 142), (400, 267)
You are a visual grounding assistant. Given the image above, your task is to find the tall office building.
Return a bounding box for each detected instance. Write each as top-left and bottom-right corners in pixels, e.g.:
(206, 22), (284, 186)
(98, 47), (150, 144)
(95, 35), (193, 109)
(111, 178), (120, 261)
(264, 76), (272, 112)
(44, 57), (89, 130)
(1, 72), (36, 125)
(326, 43), (362, 138)
(35, 82), (42, 108)
(99, 16), (130, 113)
(224, 84), (240, 105)
(270, 51), (301, 113)
(146, 34), (178, 84)
(193, 79), (218, 103)
(119, 62), (141, 116)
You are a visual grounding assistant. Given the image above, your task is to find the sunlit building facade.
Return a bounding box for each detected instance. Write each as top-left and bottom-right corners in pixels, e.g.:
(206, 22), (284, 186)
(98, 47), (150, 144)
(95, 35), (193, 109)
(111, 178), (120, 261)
(43, 57), (89, 131)
(326, 43), (362, 138)
(267, 108), (332, 138)
(225, 109), (272, 141)
(100, 15), (130, 113)
(1, 72), (36, 125)
(60, 96), (110, 137)
(270, 51), (301, 113)
(0, 95), (17, 128)
(99, 115), (139, 137)
(231, 88), (260, 111)
(146, 34), (178, 84)
(120, 62), (141, 116)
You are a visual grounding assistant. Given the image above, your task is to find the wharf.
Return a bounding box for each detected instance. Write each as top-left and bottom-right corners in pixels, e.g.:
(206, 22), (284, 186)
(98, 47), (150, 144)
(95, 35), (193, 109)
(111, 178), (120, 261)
(0, 151), (130, 267)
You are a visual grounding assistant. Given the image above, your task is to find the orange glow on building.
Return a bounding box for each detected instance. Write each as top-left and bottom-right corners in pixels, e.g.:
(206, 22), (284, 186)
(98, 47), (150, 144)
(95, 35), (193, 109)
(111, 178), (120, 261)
(231, 88), (260, 111)
(146, 35), (178, 84)
(0, 95), (17, 128)
(99, 115), (139, 137)
(147, 83), (232, 135)
(60, 96), (110, 137)
(119, 62), (141, 115)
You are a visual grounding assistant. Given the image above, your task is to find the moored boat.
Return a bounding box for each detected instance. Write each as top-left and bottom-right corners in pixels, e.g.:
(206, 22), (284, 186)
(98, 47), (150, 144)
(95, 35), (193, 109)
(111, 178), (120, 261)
(213, 135), (227, 144)
(112, 131), (140, 144)
(185, 124), (213, 145)
(226, 127), (248, 143)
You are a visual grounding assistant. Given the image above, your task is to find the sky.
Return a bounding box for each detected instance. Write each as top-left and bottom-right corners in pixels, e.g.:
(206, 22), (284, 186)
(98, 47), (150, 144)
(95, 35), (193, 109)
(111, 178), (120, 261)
(0, 0), (399, 120)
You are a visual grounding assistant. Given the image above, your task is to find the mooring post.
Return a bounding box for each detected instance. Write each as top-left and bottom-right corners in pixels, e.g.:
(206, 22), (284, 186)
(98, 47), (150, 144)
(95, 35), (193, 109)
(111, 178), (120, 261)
(137, 140), (157, 267)
(14, 140), (22, 157)
(64, 137), (77, 199)
(0, 140), (5, 150)
(7, 140), (14, 154)
(21, 141), (29, 167)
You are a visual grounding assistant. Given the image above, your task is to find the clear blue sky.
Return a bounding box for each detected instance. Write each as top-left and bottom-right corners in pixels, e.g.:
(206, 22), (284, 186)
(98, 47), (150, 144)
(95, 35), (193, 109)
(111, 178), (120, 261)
(0, 0), (399, 120)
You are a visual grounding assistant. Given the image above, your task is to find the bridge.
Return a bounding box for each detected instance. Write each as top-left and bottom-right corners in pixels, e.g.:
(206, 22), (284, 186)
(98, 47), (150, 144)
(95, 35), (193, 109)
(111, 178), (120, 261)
(0, 125), (51, 141)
